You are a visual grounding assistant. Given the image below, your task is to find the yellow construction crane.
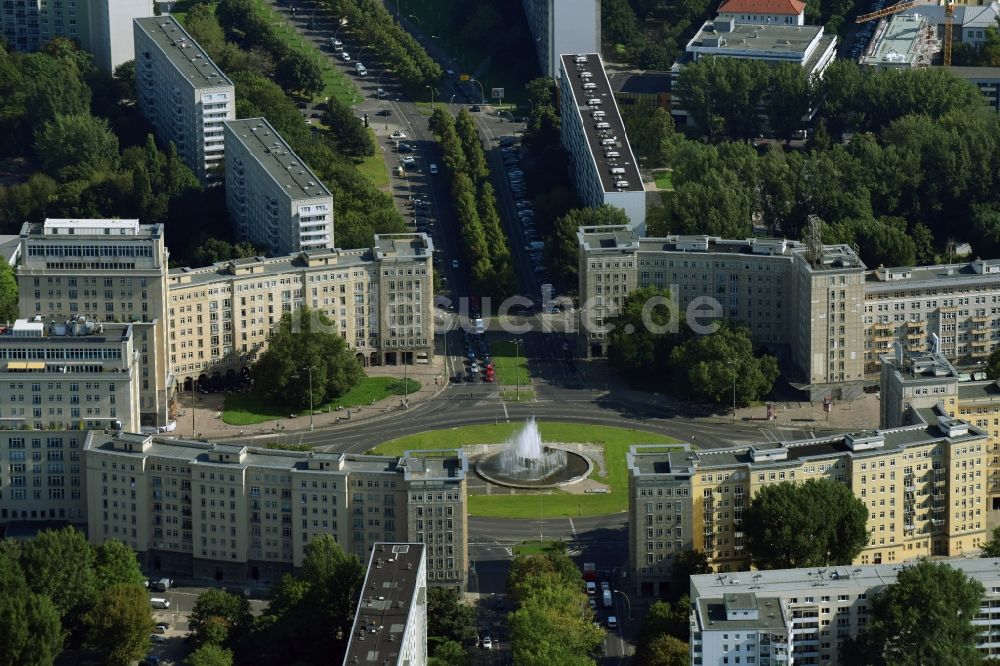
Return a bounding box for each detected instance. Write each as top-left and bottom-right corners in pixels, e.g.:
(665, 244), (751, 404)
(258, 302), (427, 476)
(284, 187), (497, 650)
(854, 1), (954, 65)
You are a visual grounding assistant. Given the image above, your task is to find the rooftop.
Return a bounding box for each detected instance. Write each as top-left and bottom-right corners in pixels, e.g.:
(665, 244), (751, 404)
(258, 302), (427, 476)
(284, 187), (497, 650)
(957, 380), (1000, 402)
(372, 234), (435, 261)
(224, 118), (332, 202)
(865, 259), (1000, 291)
(691, 557), (1000, 599)
(0, 317), (131, 345)
(134, 16), (234, 89)
(688, 19), (826, 61)
(628, 415), (984, 475)
(343, 543), (425, 666)
(719, 0), (806, 14)
(880, 349), (959, 382)
(83, 432), (467, 480)
(861, 13), (938, 68)
(559, 54), (642, 194)
(577, 227), (865, 271)
(608, 70), (672, 96)
(696, 594), (788, 631)
(22, 220), (162, 240)
(946, 65), (1000, 80)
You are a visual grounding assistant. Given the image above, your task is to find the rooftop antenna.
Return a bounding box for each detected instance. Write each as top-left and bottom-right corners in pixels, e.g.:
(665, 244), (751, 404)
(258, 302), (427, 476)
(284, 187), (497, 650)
(806, 215), (824, 268)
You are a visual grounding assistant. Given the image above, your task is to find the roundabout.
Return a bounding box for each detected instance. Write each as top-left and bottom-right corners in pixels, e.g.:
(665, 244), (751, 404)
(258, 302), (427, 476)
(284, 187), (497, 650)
(371, 419), (681, 518)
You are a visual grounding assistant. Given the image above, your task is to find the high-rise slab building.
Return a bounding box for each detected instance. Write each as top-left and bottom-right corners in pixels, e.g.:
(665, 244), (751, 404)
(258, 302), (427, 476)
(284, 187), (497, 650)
(0, 0), (154, 72)
(224, 118), (334, 256)
(689, 558), (1000, 664)
(15, 219), (172, 429)
(0, 317), (141, 527)
(167, 233), (434, 385)
(83, 432), (468, 586)
(627, 408), (988, 596)
(134, 15), (235, 183)
(343, 543), (428, 666)
(521, 0), (601, 77)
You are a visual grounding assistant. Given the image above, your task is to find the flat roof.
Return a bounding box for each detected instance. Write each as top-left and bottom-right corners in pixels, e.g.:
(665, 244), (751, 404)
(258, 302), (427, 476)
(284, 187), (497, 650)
(134, 16), (234, 89)
(946, 65), (1000, 80)
(169, 248), (374, 288)
(958, 380), (1000, 402)
(372, 234), (435, 261)
(22, 220), (163, 240)
(577, 227), (865, 271)
(344, 543), (425, 666)
(880, 350), (959, 381)
(689, 20), (824, 58)
(559, 53), (642, 194)
(697, 594), (788, 631)
(865, 260), (1000, 292)
(224, 118), (332, 202)
(629, 417), (985, 474)
(861, 14), (937, 67)
(692, 557), (1000, 599)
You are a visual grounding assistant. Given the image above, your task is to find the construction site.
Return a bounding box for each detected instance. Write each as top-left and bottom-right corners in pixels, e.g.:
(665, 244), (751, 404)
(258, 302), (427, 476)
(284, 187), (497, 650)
(858, 10), (942, 68)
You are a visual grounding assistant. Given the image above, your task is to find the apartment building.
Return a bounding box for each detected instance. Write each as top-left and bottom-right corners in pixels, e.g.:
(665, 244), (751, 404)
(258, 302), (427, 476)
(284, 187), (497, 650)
(948, 67), (1000, 114)
(16, 219), (172, 429)
(577, 228), (866, 398)
(880, 347), (1000, 514)
(134, 16), (235, 183)
(863, 260), (1000, 373)
(224, 118), (334, 256)
(0, 317), (141, 527)
(344, 543), (427, 666)
(558, 55), (646, 234)
(626, 410), (989, 597)
(0, 0), (153, 71)
(521, 0), (600, 77)
(689, 558), (1000, 664)
(167, 233), (434, 385)
(83, 432), (468, 586)
(716, 0), (806, 26)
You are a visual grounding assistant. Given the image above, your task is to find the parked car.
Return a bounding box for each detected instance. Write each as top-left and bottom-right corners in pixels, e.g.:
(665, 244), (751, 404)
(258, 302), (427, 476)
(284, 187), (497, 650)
(482, 636), (492, 650)
(396, 142), (412, 152)
(150, 635), (166, 644)
(390, 130), (407, 139)
(340, 52), (351, 62)
(470, 105), (481, 112)
(429, 163), (438, 174)
(400, 156), (416, 165)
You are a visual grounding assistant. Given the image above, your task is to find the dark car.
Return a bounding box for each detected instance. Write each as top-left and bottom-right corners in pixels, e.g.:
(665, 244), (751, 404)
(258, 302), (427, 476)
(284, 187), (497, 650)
(397, 143), (413, 152)
(451, 375), (463, 383)
(465, 373), (476, 383)
(376, 108), (392, 116)
(470, 105), (481, 112)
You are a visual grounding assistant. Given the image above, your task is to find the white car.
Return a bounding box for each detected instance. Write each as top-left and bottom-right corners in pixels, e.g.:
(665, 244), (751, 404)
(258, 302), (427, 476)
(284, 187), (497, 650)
(400, 156), (415, 165)
(340, 52), (351, 62)
(451, 259), (459, 269)
(390, 130), (407, 139)
(482, 636), (493, 650)
(601, 581), (610, 592)
(429, 163), (438, 174)
(607, 616), (618, 629)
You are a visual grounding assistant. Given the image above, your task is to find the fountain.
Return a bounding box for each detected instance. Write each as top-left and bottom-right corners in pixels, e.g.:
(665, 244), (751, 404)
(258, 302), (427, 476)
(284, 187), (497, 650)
(475, 418), (592, 488)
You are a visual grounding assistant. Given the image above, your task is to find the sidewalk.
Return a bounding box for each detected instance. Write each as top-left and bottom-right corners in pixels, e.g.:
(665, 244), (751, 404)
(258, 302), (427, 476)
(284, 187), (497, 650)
(579, 359), (880, 434)
(174, 357), (448, 441)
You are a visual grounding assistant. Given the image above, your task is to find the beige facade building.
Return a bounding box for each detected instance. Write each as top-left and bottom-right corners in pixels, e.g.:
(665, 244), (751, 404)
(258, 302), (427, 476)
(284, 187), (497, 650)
(577, 228), (866, 399)
(0, 317), (141, 526)
(16, 219), (172, 428)
(83, 432), (468, 587)
(627, 410), (988, 597)
(167, 233), (434, 387)
(134, 16), (235, 183)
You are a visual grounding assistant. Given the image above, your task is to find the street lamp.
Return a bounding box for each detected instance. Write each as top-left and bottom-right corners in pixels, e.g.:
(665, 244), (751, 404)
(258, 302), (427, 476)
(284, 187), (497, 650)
(732, 371), (737, 424)
(469, 77), (485, 105)
(425, 85), (435, 106)
(512, 338), (524, 401)
(613, 589), (633, 621)
(304, 365), (316, 431)
(449, 94), (456, 114)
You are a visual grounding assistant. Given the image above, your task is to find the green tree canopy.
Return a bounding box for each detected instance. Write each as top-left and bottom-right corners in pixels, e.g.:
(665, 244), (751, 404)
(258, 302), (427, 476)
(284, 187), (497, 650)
(83, 585), (154, 666)
(250, 306), (365, 410)
(431, 639), (469, 666)
(0, 550), (63, 666)
(0, 260), (17, 322)
(35, 113), (120, 182)
(19, 527), (97, 626)
(427, 587), (477, 645)
(186, 643), (234, 666)
(980, 526), (1000, 557)
(606, 285), (679, 380)
(93, 540), (144, 590)
(189, 589), (251, 647)
(744, 478), (869, 569)
(844, 560), (984, 666)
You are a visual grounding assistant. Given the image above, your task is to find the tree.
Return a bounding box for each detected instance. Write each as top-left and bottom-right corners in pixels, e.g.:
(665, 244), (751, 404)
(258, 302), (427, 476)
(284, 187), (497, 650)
(636, 635), (689, 666)
(93, 540), (144, 591)
(667, 322), (779, 406)
(606, 286), (679, 381)
(35, 113), (120, 182)
(427, 587), (477, 645)
(845, 560), (984, 666)
(83, 585), (154, 666)
(112, 60), (136, 101)
(432, 640), (469, 666)
(986, 349), (1000, 382)
(0, 550), (63, 666)
(744, 478), (869, 570)
(0, 261), (16, 323)
(19, 527), (97, 627)
(186, 644), (234, 666)
(981, 527), (1000, 557)
(18, 52), (92, 130)
(276, 51), (323, 97)
(250, 306), (365, 411)
(669, 551), (710, 601)
(189, 589), (251, 648)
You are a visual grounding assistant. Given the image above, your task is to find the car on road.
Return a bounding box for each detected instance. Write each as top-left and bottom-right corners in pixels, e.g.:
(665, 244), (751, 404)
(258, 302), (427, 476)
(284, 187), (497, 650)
(588, 598), (597, 611)
(470, 105), (481, 112)
(451, 259), (459, 269)
(396, 142), (412, 152)
(376, 88), (386, 98)
(150, 634), (166, 644)
(390, 130), (407, 139)
(601, 581), (610, 592)
(482, 636), (492, 650)
(377, 108), (391, 116)
(429, 163), (438, 174)
(153, 623), (170, 634)
(451, 375), (463, 384)
(400, 156), (416, 165)
(340, 52), (351, 62)
(586, 581), (597, 595)
(607, 616), (618, 629)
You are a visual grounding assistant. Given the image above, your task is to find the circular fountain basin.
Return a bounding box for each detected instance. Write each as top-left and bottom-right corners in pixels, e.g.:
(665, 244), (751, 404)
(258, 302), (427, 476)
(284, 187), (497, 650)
(476, 446), (592, 489)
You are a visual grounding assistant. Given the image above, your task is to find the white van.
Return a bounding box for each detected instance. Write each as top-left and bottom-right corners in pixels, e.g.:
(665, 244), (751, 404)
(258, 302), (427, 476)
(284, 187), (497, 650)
(605, 151), (620, 158)
(615, 179), (630, 188)
(574, 55), (587, 64)
(588, 98), (602, 106)
(591, 110), (606, 118)
(610, 167), (626, 175)
(150, 598), (170, 609)
(582, 82), (596, 90)
(595, 122), (610, 129)
(600, 138), (616, 146)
